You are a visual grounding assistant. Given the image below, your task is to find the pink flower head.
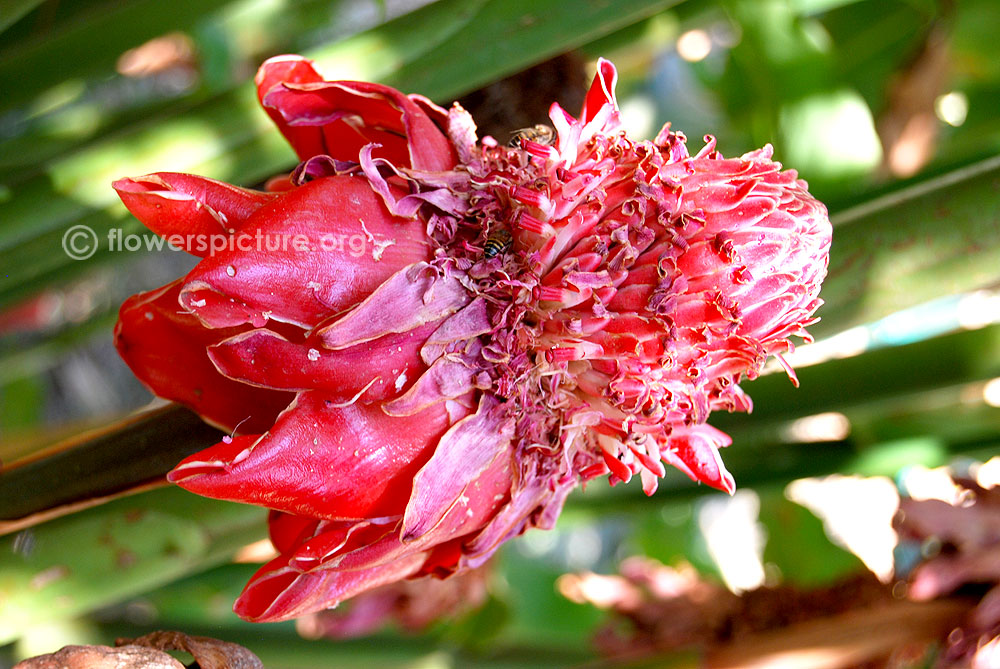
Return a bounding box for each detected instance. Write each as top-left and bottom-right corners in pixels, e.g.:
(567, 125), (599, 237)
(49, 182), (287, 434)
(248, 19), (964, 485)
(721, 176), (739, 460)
(113, 56), (831, 622)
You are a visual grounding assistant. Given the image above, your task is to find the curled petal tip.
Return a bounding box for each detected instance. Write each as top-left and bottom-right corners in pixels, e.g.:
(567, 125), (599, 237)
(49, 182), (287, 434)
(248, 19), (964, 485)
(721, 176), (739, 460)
(112, 173), (276, 256)
(254, 57), (456, 169)
(234, 550), (426, 622)
(580, 57), (619, 122)
(110, 175), (147, 192)
(168, 434), (258, 484)
(258, 53), (312, 70)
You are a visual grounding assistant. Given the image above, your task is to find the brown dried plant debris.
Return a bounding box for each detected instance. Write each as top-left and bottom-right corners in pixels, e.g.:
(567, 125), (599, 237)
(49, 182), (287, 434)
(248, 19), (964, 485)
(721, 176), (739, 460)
(14, 630), (262, 669)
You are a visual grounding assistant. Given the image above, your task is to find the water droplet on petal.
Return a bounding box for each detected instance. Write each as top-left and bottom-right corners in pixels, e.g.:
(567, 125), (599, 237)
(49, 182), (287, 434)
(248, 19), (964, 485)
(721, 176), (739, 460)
(307, 348), (320, 361)
(226, 265), (236, 277)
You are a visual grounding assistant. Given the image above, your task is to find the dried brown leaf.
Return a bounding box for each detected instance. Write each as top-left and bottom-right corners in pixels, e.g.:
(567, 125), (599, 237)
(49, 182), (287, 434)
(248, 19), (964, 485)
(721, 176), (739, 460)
(14, 644), (185, 669)
(117, 631), (263, 669)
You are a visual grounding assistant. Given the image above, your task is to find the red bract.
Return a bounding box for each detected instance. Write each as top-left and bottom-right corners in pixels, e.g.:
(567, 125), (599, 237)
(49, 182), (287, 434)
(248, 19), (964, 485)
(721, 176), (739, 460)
(114, 56), (832, 622)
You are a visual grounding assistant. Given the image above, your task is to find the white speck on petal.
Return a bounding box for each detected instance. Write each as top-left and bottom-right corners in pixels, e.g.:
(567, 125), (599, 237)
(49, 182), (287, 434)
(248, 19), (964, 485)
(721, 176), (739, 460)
(307, 348), (320, 361)
(190, 298), (206, 308)
(226, 265), (236, 277)
(394, 371), (408, 391)
(359, 218), (395, 261)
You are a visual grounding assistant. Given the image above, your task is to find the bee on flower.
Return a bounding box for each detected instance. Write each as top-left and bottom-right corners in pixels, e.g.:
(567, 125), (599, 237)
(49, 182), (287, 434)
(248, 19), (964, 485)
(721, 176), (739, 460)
(113, 55), (831, 622)
(508, 123), (557, 148)
(482, 226), (513, 259)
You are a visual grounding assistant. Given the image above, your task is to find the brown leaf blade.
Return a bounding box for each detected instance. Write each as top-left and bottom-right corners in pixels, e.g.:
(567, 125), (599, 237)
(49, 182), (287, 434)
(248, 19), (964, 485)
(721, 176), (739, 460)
(118, 631), (264, 669)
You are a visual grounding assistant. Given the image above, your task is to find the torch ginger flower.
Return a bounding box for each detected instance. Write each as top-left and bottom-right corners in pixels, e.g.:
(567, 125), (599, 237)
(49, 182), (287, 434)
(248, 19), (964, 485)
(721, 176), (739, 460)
(113, 56), (831, 622)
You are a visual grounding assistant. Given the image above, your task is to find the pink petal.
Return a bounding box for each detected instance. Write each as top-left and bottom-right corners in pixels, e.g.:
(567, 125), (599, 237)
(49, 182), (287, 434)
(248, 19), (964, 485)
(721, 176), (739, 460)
(462, 473), (576, 568)
(317, 263), (471, 349)
(256, 55), (457, 171)
(401, 396), (514, 542)
(112, 173), (276, 257)
(287, 518), (397, 571)
(602, 447), (633, 483)
(268, 510), (321, 554)
(114, 279), (293, 433)
(168, 391), (458, 520)
(663, 424), (736, 494)
(580, 58), (618, 123)
(321, 446), (513, 573)
(418, 297), (492, 364)
(178, 176), (431, 330)
(381, 354), (486, 416)
(255, 55), (328, 162)
(234, 549), (426, 622)
(207, 324), (436, 400)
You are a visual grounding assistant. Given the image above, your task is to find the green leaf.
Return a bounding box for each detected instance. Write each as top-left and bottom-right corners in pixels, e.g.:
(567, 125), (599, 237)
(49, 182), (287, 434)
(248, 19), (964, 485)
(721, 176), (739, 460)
(105, 562), (277, 631)
(0, 0), (234, 115)
(0, 486), (266, 646)
(847, 387), (1000, 449)
(0, 404), (222, 521)
(496, 543), (604, 654)
(758, 488), (862, 585)
(0, 376), (44, 433)
(819, 0), (935, 112)
(376, 0), (683, 101)
(632, 499), (702, 570)
(0, 0), (44, 35)
(816, 154), (1000, 339)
